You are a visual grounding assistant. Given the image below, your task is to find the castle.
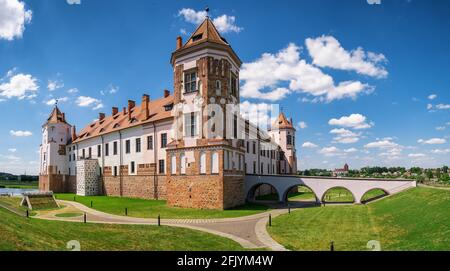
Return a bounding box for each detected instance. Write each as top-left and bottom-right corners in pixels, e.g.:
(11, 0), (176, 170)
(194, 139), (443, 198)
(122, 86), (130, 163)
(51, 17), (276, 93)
(39, 18), (297, 209)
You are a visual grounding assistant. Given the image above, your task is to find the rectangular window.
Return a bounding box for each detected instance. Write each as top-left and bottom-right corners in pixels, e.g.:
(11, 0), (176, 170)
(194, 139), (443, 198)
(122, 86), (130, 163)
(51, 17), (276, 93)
(246, 142), (249, 153)
(261, 163), (264, 174)
(113, 141), (118, 155)
(184, 71), (197, 93)
(113, 166), (117, 176)
(88, 147), (92, 158)
(97, 145), (101, 157)
(125, 140), (130, 154)
(231, 74), (237, 96)
(73, 153), (75, 161)
(253, 161), (256, 174)
(159, 159), (165, 174)
(69, 155), (71, 162)
(136, 138), (141, 153)
(184, 112), (197, 137)
(130, 161), (135, 174)
(161, 133), (167, 148)
(253, 142), (256, 154)
(233, 114), (238, 139)
(147, 135), (153, 150)
(105, 143), (109, 156)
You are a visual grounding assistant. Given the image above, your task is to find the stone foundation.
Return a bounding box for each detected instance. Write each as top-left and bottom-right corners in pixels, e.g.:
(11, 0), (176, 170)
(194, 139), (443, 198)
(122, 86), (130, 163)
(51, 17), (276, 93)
(39, 174), (76, 193)
(103, 175), (166, 200)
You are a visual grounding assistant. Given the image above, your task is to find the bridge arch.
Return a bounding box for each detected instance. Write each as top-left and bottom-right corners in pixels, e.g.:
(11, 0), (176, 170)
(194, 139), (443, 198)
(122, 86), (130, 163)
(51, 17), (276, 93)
(360, 188), (389, 204)
(321, 186), (356, 203)
(283, 184), (319, 203)
(247, 182), (282, 202)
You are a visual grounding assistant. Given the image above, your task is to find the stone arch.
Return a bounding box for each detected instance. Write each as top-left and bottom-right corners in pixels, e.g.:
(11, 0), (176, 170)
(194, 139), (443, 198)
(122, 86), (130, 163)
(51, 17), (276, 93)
(321, 186), (356, 203)
(247, 183), (281, 202)
(360, 188), (389, 204)
(283, 184), (319, 203)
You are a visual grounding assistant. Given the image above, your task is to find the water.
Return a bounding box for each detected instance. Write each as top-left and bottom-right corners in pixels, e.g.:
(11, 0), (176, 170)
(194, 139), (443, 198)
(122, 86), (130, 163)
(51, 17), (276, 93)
(0, 188), (39, 196)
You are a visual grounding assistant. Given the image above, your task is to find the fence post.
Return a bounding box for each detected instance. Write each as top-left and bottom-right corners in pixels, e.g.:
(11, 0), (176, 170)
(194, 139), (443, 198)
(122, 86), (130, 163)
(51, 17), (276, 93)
(83, 212), (86, 223)
(288, 204), (291, 214)
(158, 214), (161, 226)
(73, 196), (76, 201)
(26, 209), (29, 218)
(269, 214), (272, 226)
(125, 207), (127, 216)
(90, 201), (93, 208)
(330, 241), (334, 251)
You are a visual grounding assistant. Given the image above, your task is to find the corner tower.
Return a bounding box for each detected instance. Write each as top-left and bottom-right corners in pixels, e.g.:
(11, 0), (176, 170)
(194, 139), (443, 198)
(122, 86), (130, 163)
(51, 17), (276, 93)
(166, 18), (245, 209)
(269, 113), (297, 174)
(39, 105), (73, 192)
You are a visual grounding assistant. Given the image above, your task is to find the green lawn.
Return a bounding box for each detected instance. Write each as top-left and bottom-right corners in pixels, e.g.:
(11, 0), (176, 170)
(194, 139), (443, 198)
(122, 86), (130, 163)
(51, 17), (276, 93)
(268, 188), (450, 251)
(287, 186), (317, 201)
(0, 207), (245, 251)
(0, 181), (38, 189)
(322, 187), (355, 202)
(55, 193), (269, 219)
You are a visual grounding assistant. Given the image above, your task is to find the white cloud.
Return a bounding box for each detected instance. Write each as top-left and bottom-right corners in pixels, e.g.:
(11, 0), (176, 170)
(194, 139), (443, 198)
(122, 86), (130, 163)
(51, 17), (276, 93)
(297, 121), (307, 129)
(47, 79), (64, 91)
(302, 142), (318, 148)
(240, 43), (372, 102)
(435, 126), (446, 131)
(10, 130), (32, 137)
(364, 140), (398, 149)
(367, 0), (381, 4)
(44, 97), (68, 106)
(240, 100), (277, 130)
(427, 103), (433, 110)
(418, 138), (446, 145)
(8, 148), (16, 152)
(0, 154), (20, 161)
(67, 0), (81, 4)
(0, 0), (32, 40)
(67, 88), (78, 94)
(318, 146), (341, 157)
(431, 148), (450, 154)
(435, 104), (450, 110)
(0, 73), (39, 99)
(428, 94), (437, 100)
(330, 128), (360, 144)
(100, 84), (119, 96)
(408, 153), (426, 158)
(76, 96), (103, 110)
(178, 8), (242, 33)
(305, 35), (387, 78)
(328, 113), (373, 129)
(344, 148), (358, 153)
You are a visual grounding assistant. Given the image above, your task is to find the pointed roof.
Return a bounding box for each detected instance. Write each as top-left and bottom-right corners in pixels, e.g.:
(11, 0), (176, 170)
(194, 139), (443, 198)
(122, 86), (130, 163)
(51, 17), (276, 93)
(272, 113), (295, 130)
(45, 106), (67, 125)
(171, 18), (242, 66)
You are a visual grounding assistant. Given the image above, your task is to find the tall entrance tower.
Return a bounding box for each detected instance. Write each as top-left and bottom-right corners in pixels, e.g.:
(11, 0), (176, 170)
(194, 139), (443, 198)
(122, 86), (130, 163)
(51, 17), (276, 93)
(166, 18), (246, 209)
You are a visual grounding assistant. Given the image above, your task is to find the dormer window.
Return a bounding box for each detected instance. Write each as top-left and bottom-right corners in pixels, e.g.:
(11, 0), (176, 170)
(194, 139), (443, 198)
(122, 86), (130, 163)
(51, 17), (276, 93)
(113, 123), (120, 129)
(184, 70), (197, 93)
(130, 118), (138, 123)
(192, 34), (202, 42)
(164, 103), (174, 111)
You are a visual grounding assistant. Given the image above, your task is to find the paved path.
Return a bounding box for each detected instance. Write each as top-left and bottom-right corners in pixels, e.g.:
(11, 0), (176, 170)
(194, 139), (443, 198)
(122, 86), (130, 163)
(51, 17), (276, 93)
(32, 200), (316, 251)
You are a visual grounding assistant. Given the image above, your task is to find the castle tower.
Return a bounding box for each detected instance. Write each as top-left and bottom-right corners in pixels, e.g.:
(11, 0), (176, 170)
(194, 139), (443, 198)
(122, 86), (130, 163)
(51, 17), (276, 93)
(268, 113), (297, 174)
(39, 105), (73, 192)
(166, 17), (245, 209)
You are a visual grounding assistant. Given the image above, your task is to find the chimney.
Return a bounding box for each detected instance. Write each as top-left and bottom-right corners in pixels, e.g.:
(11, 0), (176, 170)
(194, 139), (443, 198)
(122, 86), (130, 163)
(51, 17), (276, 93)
(71, 126), (77, 141)
(176, 36), (183, 50)
(128, 100), (135, 121)
(123, 107), (126, 114)
(290, 117), (293, 125)
(112, 107), (118, 116)
(164, 89), (170, 98)
(99, 112), (105, 121)
(61, 113), (65, 122)
(142, 94), (150, 120)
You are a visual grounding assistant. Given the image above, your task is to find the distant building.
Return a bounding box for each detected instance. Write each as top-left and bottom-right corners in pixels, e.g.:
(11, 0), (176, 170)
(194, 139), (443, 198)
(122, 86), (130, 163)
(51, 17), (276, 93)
(333, 163), (349, 177)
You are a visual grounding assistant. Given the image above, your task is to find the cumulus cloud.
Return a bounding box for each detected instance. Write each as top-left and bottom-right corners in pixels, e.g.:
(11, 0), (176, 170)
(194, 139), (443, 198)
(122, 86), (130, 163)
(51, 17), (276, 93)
(0, 73), (39, 100)
(0, 0), (32, 40)
(8, 148), (16, 152)
(418, 138), (446, 145)
(428, 94), (437, 100)
(67, 88), (78, 94)
(364, 140), (398, 149)
(44, 97), (68, 106)
(302, 142), (318, 148)
(367, 0), (381, 4)
(435, 126), (446, 131)
(297, 121), (307, 129)
(305, 35), (388, 78)
(328, 113), (373, 129)
(435, 104), (450, 110)
(47, 79), (64, 91)
(408, 153), (426, 158)
(10, 130), (32, 137)
(178, 8), (242, 33)
(431, 148), (450, 154)
(344, 148), (358, 153)
(427, 103), (433, 110)
(76, 96), (103, 110)
(318, 146), (341, 157)
(240, 43), (372, 102)
(100, 84), (119, 96)
(329, 128), (360, 144)
(67, 0), (81, 4)
(240, 100), (278, 130)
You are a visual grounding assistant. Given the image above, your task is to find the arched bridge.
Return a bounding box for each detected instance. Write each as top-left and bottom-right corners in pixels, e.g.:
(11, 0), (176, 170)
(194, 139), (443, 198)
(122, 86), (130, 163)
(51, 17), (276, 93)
(245, 175), (417, 204)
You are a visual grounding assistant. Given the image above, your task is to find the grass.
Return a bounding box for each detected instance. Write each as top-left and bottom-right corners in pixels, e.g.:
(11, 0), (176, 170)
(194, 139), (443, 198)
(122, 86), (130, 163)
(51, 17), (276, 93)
(287, 186), (317, 201)
(0, 207), (245, 251)
(54, 212), (84, 218)
(322, 187), (355, 202)
(55, 193), (269, 219)
(0, 181), (38, 189)
(268, 187), (450, 251)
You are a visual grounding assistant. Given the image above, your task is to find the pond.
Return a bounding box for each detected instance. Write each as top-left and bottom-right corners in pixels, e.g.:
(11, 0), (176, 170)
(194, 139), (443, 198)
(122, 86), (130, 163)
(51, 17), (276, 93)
(0, 188), (39, 196)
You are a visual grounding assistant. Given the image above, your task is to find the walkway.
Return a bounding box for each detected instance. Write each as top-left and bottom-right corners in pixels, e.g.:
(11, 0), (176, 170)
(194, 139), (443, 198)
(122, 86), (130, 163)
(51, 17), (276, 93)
(33, 199), (299, 251)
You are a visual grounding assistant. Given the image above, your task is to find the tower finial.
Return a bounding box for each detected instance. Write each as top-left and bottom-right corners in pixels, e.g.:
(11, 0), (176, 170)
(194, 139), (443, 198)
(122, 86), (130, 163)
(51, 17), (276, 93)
(205, 6), (210, 18)
(55, 98), (58, 107)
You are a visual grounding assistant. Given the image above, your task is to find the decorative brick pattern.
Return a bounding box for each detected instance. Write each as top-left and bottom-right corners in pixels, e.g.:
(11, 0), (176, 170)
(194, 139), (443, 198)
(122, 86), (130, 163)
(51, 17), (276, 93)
(76, 159), (100, 196)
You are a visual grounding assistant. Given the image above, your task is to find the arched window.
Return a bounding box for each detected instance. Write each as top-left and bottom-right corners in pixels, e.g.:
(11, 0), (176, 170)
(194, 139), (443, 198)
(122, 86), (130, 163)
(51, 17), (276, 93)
(171, 154), (176, 175)
(215, 80), (221, 96)
(211, 152), (219, 174)
(287, 134), (292, 145)
(180, 153), (186, 175)
(199, 152), (206, 174)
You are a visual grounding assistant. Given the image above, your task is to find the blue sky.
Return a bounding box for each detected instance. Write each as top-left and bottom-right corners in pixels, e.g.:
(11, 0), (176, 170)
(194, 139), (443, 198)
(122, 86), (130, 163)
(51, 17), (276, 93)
(0, 0), (449, 174)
